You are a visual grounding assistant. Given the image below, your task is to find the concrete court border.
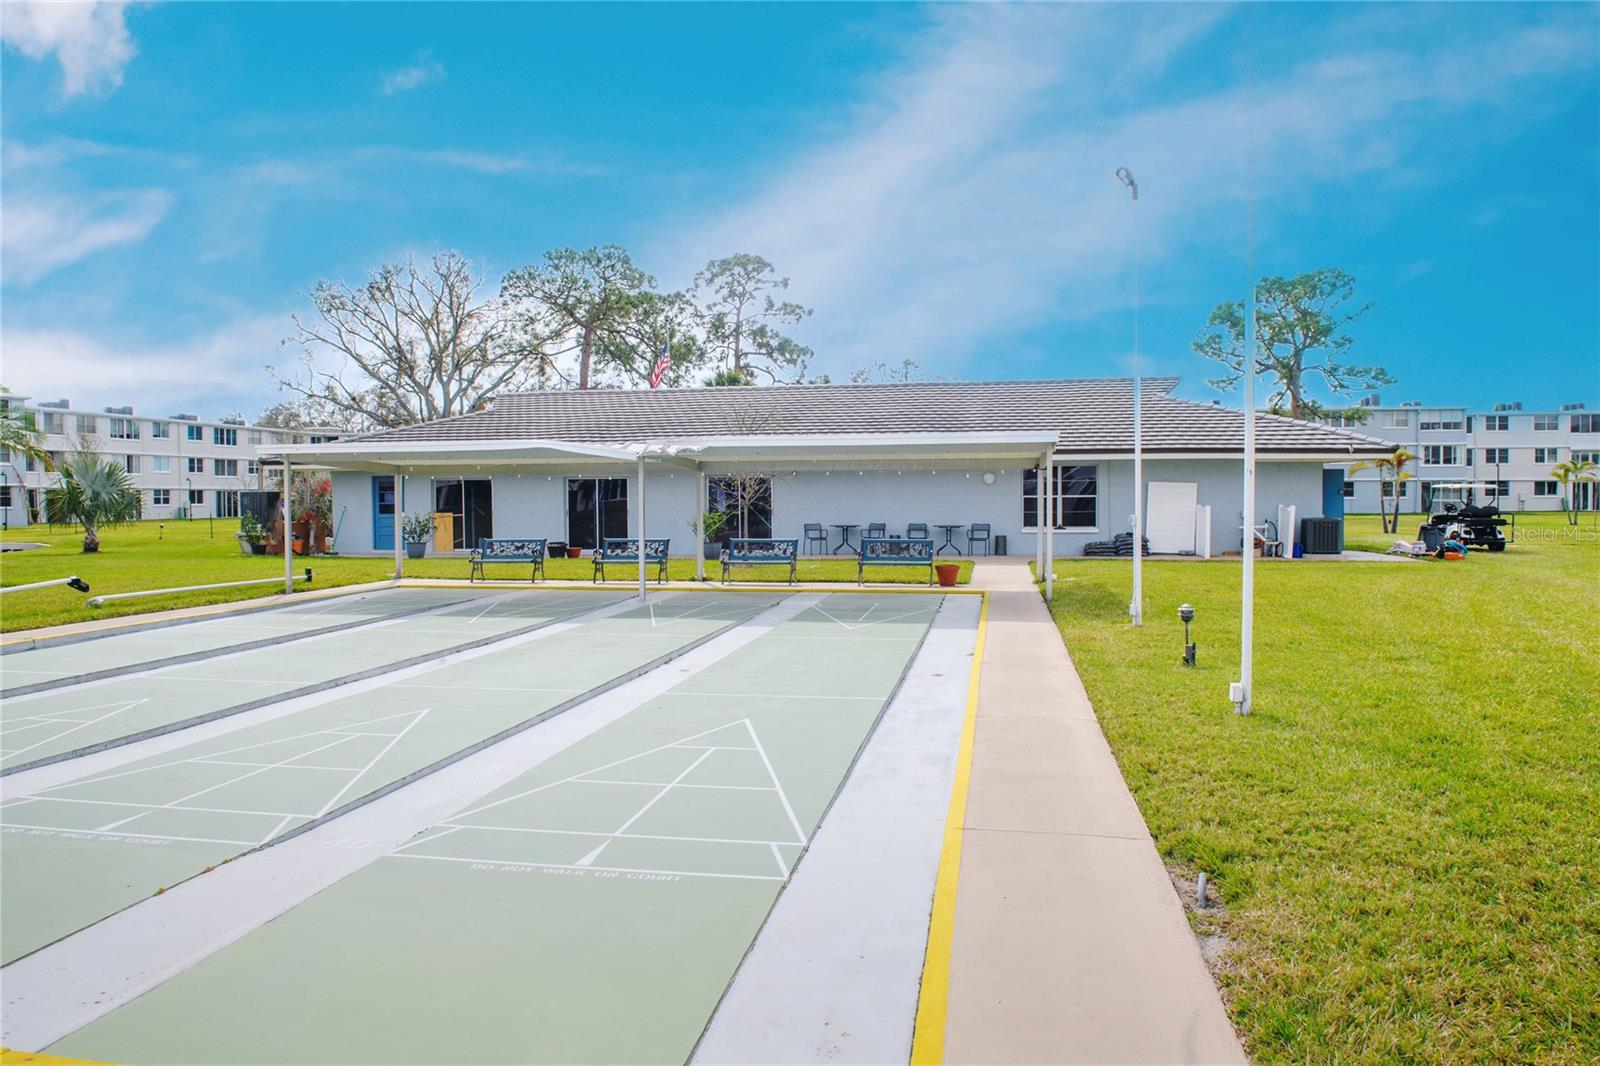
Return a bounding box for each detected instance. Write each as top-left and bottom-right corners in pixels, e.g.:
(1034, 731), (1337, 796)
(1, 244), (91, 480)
(0, 592), (778, 968)
(0, 591), (623, 776)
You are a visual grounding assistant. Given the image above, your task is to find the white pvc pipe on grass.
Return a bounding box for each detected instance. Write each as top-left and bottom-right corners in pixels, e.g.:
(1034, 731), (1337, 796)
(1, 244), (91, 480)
(88, 570), (312, 607)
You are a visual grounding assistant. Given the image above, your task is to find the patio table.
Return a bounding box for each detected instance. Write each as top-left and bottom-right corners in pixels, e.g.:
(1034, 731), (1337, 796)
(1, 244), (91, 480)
(935, 523), (963, 556)
(831, 523), (860, 555)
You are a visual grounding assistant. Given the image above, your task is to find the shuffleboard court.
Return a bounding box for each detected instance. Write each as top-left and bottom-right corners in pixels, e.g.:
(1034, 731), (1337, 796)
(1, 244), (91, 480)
(0, 588), (468, 694)
(47, 593), (949, 1066)
(0, 589), (624, 772)
(1, 591), (782, 964)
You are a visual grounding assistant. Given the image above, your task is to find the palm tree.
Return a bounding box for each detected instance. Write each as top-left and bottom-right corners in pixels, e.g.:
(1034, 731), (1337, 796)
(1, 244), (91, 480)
(0, 405), (52, 471)
(1550, 458), (1598, 527)
(44, 453), (142, 552)
(1349, 448), (1415, 534)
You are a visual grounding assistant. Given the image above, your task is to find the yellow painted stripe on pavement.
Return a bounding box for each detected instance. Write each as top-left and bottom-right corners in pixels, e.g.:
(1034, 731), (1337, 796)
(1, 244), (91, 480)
(909, 591), (988, 1064)
(1, 1049), (117, 1065)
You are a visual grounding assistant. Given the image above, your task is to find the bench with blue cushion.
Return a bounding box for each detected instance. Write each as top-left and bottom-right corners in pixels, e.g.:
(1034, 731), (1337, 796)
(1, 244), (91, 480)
(469, 538), (546, 583)
(721, 538), (799, 585)
(593, 537), (670, 583)
(858, 537), (936, 585)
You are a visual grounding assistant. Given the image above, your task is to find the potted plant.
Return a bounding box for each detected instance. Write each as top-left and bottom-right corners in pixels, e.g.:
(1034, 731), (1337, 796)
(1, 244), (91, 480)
(697, 510), (732, 561)
(238, 512), (268, 555)
(401, 512), (435, 559)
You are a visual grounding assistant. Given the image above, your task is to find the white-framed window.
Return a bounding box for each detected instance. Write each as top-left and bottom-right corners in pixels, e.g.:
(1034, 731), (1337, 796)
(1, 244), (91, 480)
(246, 460), (260, 475)
(1534, 481), (1558, 497)
(0, 486), (12, 508)
(109, 418), (140, 440)
(1342, 481), (1356, 498)
(151, 456), (172, 473)
(75, 415), (98, 434)
(1573, 414), (1600, 434)
(151, 488), (171, 506)
(1381, 479), (1408, 500)
(1023, 464), (1098, 529)
(1485, 480), (1510, 499)
(1422, 445), (1460, 466)
(213, 427), (237, 446)
(1483, 415), (1509, 431)
(1534, 447), (1560, 464)
(1534, 415), (1559, 431)
(1379, 411), (1410, 429)
(39, 411), (63, 434)
(123, 455), (140, 474)
(150, 421), (170, 439)
(1482, 447), (1509, 465)
(188, 489), (205, 505)
(247, 431), (263, 445)
(1573, 451), (1600, 464)
(185, 424), (203, 441)
(214, 458), (238, 476)
(186, 457), (205, 474)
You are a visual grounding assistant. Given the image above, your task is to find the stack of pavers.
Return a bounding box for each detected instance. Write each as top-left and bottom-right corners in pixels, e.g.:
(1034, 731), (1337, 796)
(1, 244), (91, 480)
(1082, 532), (1150, 557)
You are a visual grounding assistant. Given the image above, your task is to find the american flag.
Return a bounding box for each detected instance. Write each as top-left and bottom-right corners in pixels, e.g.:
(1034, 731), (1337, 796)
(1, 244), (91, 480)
(649, 340), (671, 388)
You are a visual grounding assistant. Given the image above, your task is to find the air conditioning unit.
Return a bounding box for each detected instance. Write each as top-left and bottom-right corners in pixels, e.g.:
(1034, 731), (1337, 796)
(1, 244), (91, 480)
(1300, 517), (1343, 555)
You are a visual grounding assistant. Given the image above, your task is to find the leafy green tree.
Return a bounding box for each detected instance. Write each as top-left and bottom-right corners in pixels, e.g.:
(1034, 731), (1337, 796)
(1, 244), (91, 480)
(501, 245), (656, 390)
(692, 254), (812, 384)
(1348, 448), (1415, 533)
(595, 290), (706, 388)
(0, 395), (52, 471)
(1550, 457), (1598, 527)
(1193, 268), (1394, 419)
(703, 367), (754, 387)
(44, 452), (142, 552)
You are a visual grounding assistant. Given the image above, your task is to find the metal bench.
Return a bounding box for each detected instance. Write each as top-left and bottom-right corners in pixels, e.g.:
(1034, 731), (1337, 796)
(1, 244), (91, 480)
(858, 537), (936, 585)
(469, 537), (547, 583)
(594, 537), (670, 583)
(721, 538), (799, 585)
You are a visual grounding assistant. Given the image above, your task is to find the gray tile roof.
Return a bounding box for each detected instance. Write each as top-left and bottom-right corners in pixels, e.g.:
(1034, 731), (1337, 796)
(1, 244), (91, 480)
(342, 377), (1395, 456)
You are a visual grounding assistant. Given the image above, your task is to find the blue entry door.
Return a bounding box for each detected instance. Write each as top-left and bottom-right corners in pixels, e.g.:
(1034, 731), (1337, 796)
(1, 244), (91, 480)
(373, 476), (396, 550)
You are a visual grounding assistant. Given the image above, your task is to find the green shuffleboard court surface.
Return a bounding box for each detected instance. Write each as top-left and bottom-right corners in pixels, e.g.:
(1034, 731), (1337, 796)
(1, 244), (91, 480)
(0, 587), (467, 693)
(50, 593), (947, 1065)
(0, 589), (624, 771)
(1, 592), (781, 964)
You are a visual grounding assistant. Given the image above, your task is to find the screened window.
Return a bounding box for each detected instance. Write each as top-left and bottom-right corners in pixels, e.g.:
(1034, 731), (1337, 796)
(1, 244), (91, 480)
(1534, 481), (1558, 497)
(186, 423), (204, 441)
(152, 456), (172, 473)
(1534, 448), (1560, 464)
(1573, 414), (1600, 434)
(213, 427), (238, 446)
(1422, 445), (1459, 466)
(186, 457), (204, 474)
(1483, 415), (1509, 431)
(151, 489), (171, 506)
(1342, 481), (1356, 498)
(1482, 448), (1509, 465)
(1023, 465), (1098, 529)
(1534, 415), (1559, 431)
(188, 489), (205, 505)
(150, 421), (170, 438)
(214, 459), (238, 476)
(109, 418), (139, 440)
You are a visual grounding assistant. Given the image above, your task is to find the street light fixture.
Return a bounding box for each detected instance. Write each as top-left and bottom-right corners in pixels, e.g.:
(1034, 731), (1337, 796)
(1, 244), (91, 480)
(1115, 166), (1144, 627)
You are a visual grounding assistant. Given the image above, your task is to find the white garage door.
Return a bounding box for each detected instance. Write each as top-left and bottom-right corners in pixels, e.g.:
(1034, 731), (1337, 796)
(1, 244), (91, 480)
(1146, 481), (1198, 555)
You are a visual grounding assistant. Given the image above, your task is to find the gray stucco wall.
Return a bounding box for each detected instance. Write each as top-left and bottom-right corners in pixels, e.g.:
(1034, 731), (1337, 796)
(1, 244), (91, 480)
(328, 458), (1334, 558)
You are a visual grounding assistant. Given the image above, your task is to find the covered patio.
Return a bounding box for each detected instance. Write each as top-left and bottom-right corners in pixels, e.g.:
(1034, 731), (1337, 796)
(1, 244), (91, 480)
(261, 430), (1067, 600)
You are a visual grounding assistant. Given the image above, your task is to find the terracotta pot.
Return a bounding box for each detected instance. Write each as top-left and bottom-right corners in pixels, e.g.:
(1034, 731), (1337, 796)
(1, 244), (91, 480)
(934, 563), (961, 588)
(567, 546), (583, 558)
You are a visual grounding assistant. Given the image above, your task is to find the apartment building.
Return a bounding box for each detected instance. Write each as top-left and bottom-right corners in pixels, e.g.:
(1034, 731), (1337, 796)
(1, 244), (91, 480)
(0, 394), (340, 529)
(1325, 396), (1600, 514)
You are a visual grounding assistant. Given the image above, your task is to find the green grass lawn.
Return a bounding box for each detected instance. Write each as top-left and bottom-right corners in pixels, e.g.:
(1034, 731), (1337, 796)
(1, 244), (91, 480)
(0, 519), (969, 633)
(1045, 512), (1599, 1063)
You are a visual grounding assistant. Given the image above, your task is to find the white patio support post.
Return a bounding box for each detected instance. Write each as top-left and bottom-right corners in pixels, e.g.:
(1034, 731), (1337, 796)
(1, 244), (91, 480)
(281, 456), (294, 594)
(1236, 266), (1257, 716)
(393, 471), (405, 580)
(636, 452), (648, 603)
(695, 467), (706, 583)
(1118, 165), (1144, 627)
(1043, 452), (1055, 602)
(1034, 463), (1045, 580)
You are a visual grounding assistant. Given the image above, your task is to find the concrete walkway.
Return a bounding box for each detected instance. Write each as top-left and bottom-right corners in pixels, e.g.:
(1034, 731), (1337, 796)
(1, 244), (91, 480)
(940, 558), (1245, 1064)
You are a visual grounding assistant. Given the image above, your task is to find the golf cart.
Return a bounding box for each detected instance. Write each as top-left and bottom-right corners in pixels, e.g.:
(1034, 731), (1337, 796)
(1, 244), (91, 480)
(1420, 482), (1510, 552)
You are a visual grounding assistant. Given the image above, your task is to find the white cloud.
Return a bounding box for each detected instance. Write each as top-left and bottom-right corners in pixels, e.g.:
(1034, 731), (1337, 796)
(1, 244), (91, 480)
(0, 315), (289, 415)
(1, 187), (173, 285)
(662, 6), (1597, 381)
(0, 0), (135, 98)
(380, 50), (446, 95)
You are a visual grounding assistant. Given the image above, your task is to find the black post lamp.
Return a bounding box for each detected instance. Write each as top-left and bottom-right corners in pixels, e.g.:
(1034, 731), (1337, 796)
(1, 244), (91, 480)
(1179, 603), (1197, 667)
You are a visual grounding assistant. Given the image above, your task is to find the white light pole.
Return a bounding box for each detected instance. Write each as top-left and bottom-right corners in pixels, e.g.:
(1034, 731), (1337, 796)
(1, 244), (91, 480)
(1116, 166), (1143, 626)
(1233, 211), (1257, 717)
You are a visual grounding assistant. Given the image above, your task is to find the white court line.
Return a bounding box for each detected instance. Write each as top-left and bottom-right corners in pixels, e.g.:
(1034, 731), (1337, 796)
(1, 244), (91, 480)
(12, 796), (309, 819)
(669, 691), (885, 702)
(746, 719), (809, 847)
(389, 851), (784, 882)
(769, 842), (788, 876)
(1, 824), (260, 847)
(1, 699), (151, 763)
(412, 824), (810, 849)
(579, 779), (776, 792)
(308, 709), (431, 819)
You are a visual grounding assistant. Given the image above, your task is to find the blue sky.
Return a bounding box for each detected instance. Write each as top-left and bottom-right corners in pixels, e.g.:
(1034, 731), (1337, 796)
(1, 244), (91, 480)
(3, 2), (1597, 418)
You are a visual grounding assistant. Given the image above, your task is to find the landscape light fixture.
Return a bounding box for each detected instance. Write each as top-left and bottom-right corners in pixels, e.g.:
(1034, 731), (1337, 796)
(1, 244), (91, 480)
(1179, 603), (1197, 667)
